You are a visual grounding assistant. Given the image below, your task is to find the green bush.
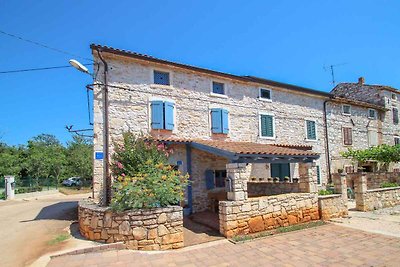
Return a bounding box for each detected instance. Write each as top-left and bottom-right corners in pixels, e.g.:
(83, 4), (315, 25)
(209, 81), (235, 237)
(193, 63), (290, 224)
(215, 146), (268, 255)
(15, 186), (43, 194)
(318, 189), (334, 195)
(110, 133), (189, 211)
(380, 182), (399, 188)
(0, 191), (5, 200)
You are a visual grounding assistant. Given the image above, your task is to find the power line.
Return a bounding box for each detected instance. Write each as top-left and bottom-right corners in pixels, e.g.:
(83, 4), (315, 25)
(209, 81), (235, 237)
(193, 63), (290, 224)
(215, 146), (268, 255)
(0, 29), (92, 61)
(0, 63), (93, 74)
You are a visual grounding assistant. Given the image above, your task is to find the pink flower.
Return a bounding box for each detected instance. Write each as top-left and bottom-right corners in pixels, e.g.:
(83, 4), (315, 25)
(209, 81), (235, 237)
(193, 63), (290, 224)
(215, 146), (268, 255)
(157, 143), (165, 151)
(121, 173), (126, 177)
(117, 162), (123, 169)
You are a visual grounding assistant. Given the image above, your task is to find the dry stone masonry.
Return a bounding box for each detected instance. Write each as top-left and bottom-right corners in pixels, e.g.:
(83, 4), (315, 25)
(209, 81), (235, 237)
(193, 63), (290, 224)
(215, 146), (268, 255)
(219, 193), (320, 237)
(78, 200), (184, 250)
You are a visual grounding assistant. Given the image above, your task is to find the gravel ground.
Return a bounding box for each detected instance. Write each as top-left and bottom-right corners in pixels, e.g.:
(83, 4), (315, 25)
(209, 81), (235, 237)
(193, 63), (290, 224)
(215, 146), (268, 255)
(331, 203), (400, 237)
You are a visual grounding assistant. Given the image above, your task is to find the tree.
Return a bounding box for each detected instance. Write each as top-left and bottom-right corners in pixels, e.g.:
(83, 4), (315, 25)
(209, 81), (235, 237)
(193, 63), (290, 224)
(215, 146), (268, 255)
(26, 134), (67, 184)
(0, 143), (22, 177)
(65, 135), (93, 181)
(341, 144), (400, 171)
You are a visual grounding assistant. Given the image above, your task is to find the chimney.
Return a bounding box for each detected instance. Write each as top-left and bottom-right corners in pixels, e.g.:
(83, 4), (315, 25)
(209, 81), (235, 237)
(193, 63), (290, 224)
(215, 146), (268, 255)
(358, 77), (365, 85)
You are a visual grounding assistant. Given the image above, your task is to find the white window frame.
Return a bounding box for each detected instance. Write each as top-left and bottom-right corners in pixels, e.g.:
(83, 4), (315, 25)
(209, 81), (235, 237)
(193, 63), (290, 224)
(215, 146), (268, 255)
(304, 119), (318, 142)
(258, 88), (272, 102)
(342, 104), (351, 116)
(259, 111), (276, 140)
(148, 96), (177, 133)
(151, 68), (173, 88)
(368, 108), (377, 119)
(368, 129), (378, 147)
(210, 80), (228, 98)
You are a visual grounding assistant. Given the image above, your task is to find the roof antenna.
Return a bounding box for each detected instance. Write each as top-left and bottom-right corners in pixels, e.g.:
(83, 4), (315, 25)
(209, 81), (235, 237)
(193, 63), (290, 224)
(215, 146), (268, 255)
(323, 63), (347, 86)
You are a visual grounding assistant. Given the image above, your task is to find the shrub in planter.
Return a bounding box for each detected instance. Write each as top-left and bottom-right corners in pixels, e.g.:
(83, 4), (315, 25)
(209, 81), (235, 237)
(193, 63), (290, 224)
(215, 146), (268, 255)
(267, 177), (273, 183)
(110, 133), (189, 211)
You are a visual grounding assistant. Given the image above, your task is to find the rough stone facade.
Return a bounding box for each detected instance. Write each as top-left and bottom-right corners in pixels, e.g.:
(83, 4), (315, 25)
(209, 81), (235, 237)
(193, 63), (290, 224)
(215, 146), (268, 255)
(92, 51), (329, 204)
(347, 172), (400, 190)
(78, 200), (184, 250)
(318, 195), (348, 220)
(329, 80), (400, 174)
(247, 181), (300, 197)
(219, 193), (320, 237)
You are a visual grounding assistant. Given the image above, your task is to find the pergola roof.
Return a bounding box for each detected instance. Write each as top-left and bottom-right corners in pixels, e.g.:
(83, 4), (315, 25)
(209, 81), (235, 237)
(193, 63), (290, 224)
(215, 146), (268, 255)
(155, 138), (319, 163)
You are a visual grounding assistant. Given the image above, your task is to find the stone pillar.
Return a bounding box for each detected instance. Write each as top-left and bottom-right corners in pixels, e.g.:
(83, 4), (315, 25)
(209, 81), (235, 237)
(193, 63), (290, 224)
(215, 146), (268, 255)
(333, 174), (348, 202)
(226, 163), (250, 201)
(298, 162), (317, 193)
(354, 173), (367, 211)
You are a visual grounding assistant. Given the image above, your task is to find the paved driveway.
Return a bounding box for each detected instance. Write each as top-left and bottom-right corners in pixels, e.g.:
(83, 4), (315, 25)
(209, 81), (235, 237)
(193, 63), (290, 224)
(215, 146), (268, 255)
(47, 224), (400, 267)
(0, 192), (90, 267)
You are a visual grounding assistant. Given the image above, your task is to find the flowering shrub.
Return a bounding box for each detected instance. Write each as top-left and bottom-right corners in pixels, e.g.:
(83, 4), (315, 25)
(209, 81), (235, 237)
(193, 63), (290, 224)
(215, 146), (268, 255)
(110, 133), (188, 211)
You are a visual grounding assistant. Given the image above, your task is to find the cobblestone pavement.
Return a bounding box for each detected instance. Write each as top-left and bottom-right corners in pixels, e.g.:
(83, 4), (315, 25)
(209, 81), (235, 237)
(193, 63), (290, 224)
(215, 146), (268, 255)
(47, 224), (400, 267)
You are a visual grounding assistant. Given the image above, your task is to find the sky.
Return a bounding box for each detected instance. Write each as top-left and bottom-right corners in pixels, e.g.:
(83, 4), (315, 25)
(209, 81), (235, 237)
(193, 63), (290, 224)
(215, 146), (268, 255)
(1, 1), (399, 145)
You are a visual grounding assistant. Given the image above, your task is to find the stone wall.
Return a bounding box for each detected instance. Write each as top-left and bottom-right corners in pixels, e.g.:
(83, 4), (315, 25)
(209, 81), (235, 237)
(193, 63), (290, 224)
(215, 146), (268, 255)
(78, 200), (183, 250)
(360, 187), (400, 211)
(318, 195), (348, 220)
(347, 172), (400, 190)
(219, 193), (319, 237)
(247, 181), (300, 197)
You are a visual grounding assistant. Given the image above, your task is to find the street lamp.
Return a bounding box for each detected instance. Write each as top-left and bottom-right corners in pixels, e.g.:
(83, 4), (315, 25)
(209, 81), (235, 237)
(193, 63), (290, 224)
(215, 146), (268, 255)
(69, 59), (90, 74)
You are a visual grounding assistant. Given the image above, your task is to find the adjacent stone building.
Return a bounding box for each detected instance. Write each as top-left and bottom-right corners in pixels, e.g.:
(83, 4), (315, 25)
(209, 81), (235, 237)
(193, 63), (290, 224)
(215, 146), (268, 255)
(327, 77), (400, 173)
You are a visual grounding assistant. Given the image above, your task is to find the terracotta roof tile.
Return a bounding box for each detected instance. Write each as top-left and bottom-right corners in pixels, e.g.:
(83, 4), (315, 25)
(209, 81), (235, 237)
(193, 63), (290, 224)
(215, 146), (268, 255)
(152, 137), (318, 157)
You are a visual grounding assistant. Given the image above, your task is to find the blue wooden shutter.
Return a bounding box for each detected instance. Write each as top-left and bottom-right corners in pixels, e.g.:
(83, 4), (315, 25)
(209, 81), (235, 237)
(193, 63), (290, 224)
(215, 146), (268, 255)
(316, 166), (321, 185)
(222, 109), (229, 134)
(151, 101), (164, 129)
(211, 108), (222, 133)
(261, 115), (273, 137)
(307, 120), (316, 140)
(164, 102), (175, 130)
(205, 170), (215, 190)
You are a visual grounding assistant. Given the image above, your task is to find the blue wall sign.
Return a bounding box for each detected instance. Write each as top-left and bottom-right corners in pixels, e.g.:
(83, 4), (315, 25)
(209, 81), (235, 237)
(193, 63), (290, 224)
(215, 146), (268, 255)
(95, 152), (104, 160)
(177, 160), (183, 166)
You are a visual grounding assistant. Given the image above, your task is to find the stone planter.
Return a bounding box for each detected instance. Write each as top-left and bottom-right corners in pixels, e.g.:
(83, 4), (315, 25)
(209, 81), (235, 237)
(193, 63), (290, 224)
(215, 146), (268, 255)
(78, 200), (184, 250)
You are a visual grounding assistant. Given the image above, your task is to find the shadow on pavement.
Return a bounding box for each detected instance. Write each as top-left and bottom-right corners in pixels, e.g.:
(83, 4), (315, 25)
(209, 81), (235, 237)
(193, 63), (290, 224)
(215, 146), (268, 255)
(20, 201), (78, 222)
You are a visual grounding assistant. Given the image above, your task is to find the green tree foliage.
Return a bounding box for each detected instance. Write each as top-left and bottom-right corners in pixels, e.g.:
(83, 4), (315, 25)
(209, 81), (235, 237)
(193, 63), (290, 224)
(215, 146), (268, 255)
(26, 134), (67, 182)
(110, 133), (188, 211)
(341, 145), (400, 170)
(0, 134), (93, 186)
(65, 135), (93, 180)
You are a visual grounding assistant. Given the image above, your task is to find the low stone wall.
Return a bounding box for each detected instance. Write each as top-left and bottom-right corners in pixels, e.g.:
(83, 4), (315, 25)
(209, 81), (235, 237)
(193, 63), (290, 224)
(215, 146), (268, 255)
(357, 187), (400, 211)
(345, 172), (400, 190)
(219, 193), (319, 237)
(78, 200), (184, 250)
(247, 181), (300, 197)
(318, 195), (348, 220)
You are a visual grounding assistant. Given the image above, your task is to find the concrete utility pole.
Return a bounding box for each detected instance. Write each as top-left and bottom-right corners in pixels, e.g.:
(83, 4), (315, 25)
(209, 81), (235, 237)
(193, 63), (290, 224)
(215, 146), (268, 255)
(4, 176), (15, 200)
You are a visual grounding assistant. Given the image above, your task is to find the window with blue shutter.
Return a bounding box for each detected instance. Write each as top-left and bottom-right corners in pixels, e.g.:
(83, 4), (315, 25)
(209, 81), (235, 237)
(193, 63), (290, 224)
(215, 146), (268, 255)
(164, 102), (175, 130)
(316, 166), (321, 185)
(150, 100), (175, 130)
(393, 108), (399, 124)
(306, 120), (316, 140)
(205, 170), (215, 190)
(212, 82), (225, 95)
(211, 108), (229, 134)
(154, 70), (170, 85)
(260, 114), (274, 137)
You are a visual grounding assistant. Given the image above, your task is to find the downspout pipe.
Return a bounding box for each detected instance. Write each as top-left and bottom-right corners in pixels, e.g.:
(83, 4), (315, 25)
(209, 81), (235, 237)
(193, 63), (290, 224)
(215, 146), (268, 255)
(96, 49), (110, 206)
(323, 99), (332, 184)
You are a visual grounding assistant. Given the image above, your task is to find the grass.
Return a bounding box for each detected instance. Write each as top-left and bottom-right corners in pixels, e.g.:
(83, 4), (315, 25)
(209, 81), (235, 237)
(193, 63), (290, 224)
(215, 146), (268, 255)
(59, 186), (92, 195)
(47, 233), (70, 245)
(380, 182), (399, 188)
(231, 220), (326, 243)
(318, 189), (334, 195)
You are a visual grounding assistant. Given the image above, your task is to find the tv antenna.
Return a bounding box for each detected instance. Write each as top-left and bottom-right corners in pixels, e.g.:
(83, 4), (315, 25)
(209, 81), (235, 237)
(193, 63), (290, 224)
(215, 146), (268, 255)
(323, 62), (347, 86)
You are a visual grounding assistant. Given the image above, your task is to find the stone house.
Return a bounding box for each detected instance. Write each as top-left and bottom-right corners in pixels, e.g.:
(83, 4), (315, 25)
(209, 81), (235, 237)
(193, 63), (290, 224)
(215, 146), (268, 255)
(89, 44), (398, 216)
(327, 77), (400, 173)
